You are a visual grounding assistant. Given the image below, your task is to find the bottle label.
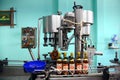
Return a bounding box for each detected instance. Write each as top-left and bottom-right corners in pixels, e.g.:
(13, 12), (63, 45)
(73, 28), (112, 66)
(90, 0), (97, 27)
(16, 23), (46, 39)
(76, 63), (82, 70)
(69, 64), (75, 70)
(83, 63), (89, 70)
(63, 64), (68, 70)
(57, 63), (62, 70)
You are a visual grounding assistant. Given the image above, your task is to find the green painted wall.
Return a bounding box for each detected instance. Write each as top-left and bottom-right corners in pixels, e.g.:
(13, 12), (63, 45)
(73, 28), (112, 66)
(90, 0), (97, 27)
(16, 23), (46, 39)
(58, 0), (93, 12)
(96, 0), (120, 66)
(0, 0), (95, 62)
(0, 0), (58, 62)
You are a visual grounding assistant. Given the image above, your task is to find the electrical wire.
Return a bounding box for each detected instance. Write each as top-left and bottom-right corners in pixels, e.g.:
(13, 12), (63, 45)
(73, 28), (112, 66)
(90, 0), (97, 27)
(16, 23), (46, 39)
(62, 18), (83, 26)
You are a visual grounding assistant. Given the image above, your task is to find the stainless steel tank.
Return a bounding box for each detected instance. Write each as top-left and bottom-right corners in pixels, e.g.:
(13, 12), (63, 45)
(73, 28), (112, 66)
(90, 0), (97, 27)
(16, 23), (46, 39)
(43, 15), (61, 33)
(83, 10), (93, 25)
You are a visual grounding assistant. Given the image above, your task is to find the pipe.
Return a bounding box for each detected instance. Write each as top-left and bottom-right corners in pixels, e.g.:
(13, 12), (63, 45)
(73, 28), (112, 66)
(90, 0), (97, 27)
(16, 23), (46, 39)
(37, 17), (43, 60)
(28, 48), (35, 60)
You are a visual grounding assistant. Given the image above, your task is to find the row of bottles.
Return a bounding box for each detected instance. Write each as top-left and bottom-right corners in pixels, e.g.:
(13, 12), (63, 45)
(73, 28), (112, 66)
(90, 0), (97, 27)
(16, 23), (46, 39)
(56, 52), (89, 75)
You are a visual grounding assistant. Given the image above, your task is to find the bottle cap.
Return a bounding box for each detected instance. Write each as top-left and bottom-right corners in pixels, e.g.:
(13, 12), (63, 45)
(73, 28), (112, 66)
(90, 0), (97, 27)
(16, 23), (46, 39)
(64, 52), (67, 57)
(84, 52), (88, 59)
(70, 52), (73, 57)
(58, 52), (61, 58)
(77, 52), (81, 58)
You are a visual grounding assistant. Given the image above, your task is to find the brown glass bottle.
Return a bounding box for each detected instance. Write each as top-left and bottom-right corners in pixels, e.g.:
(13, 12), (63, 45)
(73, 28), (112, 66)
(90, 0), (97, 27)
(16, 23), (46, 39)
(50, 49), (58, 60)
(75, 52), (82, 74)
(69, 52), (75, 75)
(83, 52), (89, 74)
(56, 52), (62, 74)
(62, 52), (68, 75)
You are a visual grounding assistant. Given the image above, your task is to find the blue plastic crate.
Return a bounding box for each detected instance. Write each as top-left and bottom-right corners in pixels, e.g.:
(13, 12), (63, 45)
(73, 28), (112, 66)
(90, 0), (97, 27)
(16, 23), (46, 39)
(24, 60), (46, 73)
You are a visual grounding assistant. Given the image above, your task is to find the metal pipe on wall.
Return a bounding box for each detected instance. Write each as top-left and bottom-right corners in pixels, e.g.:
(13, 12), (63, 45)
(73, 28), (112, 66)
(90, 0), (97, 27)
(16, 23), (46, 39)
(28, 48), (35, 60)
(38, 18), (43, 60)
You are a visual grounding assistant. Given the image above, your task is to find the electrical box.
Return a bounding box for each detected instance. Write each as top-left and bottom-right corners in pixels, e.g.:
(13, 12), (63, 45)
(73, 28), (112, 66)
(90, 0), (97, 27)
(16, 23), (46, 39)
(21, 27), (37, 48)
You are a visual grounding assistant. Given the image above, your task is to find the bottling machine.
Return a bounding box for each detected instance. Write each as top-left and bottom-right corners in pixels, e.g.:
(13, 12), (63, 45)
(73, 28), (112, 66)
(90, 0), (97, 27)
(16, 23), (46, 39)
(42, 2), (94, 60)
(0, 2), (120, 80)
(22, 2), (120, 80)
(26, 2), (119, 80)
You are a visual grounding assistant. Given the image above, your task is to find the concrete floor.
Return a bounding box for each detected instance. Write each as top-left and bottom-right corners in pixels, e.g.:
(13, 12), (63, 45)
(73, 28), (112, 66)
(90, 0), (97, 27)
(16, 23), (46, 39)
(0, 76), (30, 80)
(0, 66), (30, 80)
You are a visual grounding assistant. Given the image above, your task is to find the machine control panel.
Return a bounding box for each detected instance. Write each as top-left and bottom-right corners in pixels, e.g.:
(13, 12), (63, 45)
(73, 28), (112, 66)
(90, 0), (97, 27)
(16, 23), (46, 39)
(21, 27), (37, 48)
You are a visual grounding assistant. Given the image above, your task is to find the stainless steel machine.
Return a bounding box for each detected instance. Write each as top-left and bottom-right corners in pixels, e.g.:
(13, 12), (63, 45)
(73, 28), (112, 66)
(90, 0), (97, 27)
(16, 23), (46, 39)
(41, 2), (100, 66)
(33, 2), (120, 80)
(42, 3), (95, 59)
(0, 2), (120, 80)
(0, 2), (116, 80)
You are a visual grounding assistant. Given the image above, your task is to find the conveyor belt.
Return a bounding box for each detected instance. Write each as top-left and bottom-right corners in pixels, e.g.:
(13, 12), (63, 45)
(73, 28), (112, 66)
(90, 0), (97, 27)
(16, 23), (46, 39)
(35, 72), (120, 80)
